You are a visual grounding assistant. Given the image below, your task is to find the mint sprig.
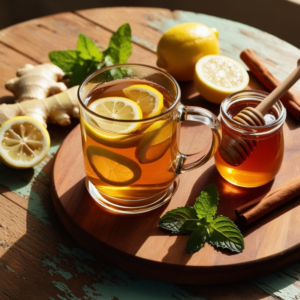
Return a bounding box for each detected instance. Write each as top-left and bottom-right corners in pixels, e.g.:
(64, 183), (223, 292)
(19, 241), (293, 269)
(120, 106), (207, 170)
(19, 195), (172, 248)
(159, 207), (198, 234)
(194, 184), (219, 222)
(48, 23), (132, 86)
(159, 184), (244, 254)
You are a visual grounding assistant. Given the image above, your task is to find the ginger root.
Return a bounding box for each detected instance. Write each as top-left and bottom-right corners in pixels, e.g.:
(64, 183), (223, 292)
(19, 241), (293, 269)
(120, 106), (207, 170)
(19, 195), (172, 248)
(0, 86), (79, 127)
(5, 63), (67, 102)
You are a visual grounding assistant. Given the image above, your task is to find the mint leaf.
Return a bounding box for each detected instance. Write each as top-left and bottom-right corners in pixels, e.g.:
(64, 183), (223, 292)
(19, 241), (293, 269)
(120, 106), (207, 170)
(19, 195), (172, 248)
(68, 59), (99, 87)
(77, 33), (103, 61)
(194, 184), (219, 222)
(186, 226), (207, 253)
(159, 207), (198, 234)
(158, 185), (244, 255)
(49, 50), (78, 73)
(103, 23), (132, 64)
(180, 218), (207, 233)
(49, 49), (100, 86)
(49, 24), (132, 87)
(208, 216), (244, 253)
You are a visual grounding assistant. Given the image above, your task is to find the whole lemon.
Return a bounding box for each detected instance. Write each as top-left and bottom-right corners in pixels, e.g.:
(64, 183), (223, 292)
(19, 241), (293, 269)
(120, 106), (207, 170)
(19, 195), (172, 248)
(156, 23), (220, 81)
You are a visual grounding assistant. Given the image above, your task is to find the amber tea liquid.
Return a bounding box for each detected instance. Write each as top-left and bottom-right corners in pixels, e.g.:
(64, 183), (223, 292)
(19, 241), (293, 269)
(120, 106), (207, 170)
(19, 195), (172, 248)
(215, 100), (284, 187)
(80, 79), (179, 204)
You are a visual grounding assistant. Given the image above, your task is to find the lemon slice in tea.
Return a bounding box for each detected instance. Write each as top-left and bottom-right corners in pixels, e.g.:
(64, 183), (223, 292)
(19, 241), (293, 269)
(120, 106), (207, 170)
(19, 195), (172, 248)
(136, 120), (176, 164)
(88, 97), (142, 134)
(87, 146), (141, 186)
(82, 118), (142, 149)
(194, 55), (249, 104)
(123, 84), (164, 118)
(0, 116), (50, 169)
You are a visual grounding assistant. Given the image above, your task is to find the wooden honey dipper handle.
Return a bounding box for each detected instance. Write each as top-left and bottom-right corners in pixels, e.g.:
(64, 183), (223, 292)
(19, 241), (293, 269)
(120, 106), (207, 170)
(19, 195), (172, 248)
(255, 60), (300, 115)
(221, 59), (300, 166)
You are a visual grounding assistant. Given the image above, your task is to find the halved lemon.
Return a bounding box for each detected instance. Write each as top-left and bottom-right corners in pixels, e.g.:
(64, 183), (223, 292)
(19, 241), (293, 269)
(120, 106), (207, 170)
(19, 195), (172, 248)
(87, 146), (141, 186)
(88, 97), (142, 134)
(136, 120), (176, 164)
(194, 55), (249, 104)
(123, 84), (164, 118)
(0, 116), (50, 169)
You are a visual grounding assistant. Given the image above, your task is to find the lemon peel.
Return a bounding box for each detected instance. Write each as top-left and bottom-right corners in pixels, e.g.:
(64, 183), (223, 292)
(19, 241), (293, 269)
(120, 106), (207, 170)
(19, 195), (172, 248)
(87, 145), (141, 186)
(136, 120), (176, 164)
(82, 117), (142, 149)
(194, 55), (249, 104)
(156, 23), (220, 81)
(0, 116), (50, 169)
(88, 97), (142, 134)
(123, 84), (164, 118)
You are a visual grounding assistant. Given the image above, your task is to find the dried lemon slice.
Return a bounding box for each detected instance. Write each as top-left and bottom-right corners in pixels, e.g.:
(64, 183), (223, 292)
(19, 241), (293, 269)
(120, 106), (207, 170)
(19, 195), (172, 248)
(194, 55), (249, 104)
(123, 84), (164, 118)
(87, 146), (141, 186)
(0, 116), (50, 169)
(88, 97), (142, 134)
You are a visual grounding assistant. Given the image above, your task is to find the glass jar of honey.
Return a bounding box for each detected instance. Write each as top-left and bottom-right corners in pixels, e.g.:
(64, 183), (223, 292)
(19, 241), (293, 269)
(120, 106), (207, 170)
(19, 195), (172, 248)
(214, 90), (287, 187)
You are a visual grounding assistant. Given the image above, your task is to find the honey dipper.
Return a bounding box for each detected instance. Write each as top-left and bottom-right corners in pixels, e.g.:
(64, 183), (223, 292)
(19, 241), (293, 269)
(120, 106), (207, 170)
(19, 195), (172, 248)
(219, 59), (300, 166)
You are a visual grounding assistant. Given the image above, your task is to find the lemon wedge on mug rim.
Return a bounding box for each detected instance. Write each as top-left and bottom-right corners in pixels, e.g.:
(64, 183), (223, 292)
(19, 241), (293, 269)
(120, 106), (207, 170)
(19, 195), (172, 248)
(194, 55), (249, 104)
(87, 145), (141, 186)
(123, 84), (164, 118)
(88, 97), (143, 134)
(0, 116), (50, 169)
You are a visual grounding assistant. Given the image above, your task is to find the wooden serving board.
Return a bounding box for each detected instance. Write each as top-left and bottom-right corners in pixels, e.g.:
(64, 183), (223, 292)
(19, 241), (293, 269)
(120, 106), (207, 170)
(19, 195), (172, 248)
(52, 89), (300, 284)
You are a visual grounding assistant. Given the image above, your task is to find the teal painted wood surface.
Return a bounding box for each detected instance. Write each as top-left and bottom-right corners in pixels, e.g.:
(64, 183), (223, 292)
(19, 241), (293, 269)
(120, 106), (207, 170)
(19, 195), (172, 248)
(0, 7), (300, 300)
(148, 9), (300, 89)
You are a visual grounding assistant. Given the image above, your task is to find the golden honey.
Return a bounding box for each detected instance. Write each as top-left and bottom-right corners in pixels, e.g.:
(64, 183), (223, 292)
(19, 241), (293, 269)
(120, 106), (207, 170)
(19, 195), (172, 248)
(215, 91), (286, 187)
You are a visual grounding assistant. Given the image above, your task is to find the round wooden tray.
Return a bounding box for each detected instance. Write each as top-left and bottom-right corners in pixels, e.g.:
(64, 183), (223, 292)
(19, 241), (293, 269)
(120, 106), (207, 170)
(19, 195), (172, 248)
(51, 114), (300, 284)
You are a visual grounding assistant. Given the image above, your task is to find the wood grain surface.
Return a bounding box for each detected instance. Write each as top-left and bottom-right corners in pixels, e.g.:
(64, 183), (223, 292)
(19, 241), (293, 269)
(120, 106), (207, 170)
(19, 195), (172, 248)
(51, 116), (300, 284)
(1, 6), (300, 299)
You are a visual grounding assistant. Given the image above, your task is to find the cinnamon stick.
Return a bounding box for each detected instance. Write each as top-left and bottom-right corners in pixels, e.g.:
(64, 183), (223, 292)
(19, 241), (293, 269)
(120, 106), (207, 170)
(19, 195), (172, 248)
(235, 175), (300, 226)
(240, 49), (300, 120)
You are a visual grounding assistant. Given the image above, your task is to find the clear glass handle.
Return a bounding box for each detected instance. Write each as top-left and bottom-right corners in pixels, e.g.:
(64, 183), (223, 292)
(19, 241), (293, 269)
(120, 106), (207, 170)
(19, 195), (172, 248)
(175, 105), (222, 175)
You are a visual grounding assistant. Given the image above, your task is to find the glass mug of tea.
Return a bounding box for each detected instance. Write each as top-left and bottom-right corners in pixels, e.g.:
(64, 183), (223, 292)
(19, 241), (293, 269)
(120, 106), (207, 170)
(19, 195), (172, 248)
(78, 64), (221, 214)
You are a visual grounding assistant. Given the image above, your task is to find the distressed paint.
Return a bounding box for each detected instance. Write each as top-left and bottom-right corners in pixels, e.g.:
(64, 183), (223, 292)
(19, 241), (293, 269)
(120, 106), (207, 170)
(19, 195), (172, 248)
(283, 263), (300, 280)
(251, 270), (300, 299)
(0, 262), (25, 280)
(41, 243), (207, 300)
(53, 281), (80, 300)
(132, 35), (156, 52)
(0, 137), (61, 225)
(27, 187), (51, 225)
(0, 141), (60, 195)
(1, 10), (300, 300)
(0, 162), (50, 225)
(5, 264), (15, 273)
(148, 11), (300, 89)
(0, 263), (15, 274)
(43, 258), (73, 280)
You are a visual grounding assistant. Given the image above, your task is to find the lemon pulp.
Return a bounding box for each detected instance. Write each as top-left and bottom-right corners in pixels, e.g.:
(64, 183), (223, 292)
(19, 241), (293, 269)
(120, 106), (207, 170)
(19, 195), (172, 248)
(88, 97), (143, 134)
(136, 120), (176, 164)
(0, 116), (50, 169)
(123, 84), (163, 118)
(87, 146), (141, 186)
(194, 55), (249, 104)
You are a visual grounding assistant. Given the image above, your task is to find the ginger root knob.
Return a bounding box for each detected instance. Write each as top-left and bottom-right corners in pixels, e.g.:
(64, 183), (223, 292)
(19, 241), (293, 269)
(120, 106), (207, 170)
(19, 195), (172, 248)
(0, 86), (79, 127)
(5, 63), (67, 102)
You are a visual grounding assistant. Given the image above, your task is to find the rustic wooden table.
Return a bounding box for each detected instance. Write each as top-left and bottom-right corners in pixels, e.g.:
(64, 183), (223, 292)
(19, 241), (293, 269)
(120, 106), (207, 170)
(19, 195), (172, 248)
(1, 7), (300, 300)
